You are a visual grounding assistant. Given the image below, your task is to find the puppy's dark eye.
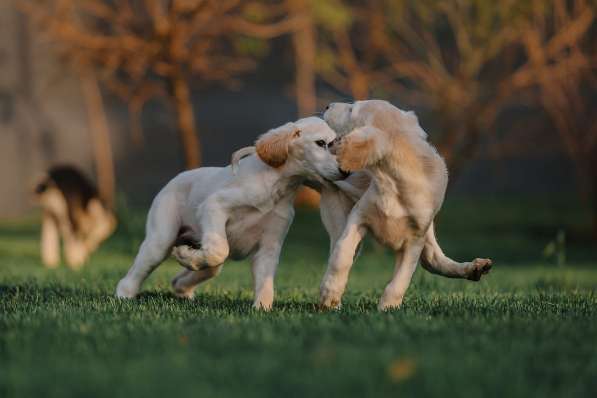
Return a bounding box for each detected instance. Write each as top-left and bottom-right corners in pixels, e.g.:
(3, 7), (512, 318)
(315, 140), (327, 148)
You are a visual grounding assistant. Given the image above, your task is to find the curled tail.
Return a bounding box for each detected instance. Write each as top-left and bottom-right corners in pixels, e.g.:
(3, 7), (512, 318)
(231, 146), (256, 175)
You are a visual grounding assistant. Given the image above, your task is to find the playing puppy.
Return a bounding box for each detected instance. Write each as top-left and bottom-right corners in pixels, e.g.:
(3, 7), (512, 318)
(115, 117), (345, 309)
(230, 132), (482, 286)
(320, 100), (492, 310)
(34, 165), (116, 269)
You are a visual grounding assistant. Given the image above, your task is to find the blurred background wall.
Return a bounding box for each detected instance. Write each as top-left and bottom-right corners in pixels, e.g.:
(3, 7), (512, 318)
(0, 0), (594, 233)
(0, 0), (91, 215)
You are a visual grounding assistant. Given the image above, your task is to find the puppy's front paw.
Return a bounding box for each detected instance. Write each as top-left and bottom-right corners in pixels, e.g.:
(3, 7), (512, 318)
(319, 284), (343, 310)
(319, 296), (342, 310)
(115, 278), (139, 298)
(378, 295), (403, 311)
(172, 245), (203, 271)
(173, 286), (195, 299)
(466, 258), (493, 281)
(252, 300), (273, 311)
(171, 274), (196, 299)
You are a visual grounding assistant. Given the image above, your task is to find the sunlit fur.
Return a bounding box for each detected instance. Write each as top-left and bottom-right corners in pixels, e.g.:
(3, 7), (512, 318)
(321, 100), (492, 311)
(115, 117), (342, 310)
(335, 127), (384, 171)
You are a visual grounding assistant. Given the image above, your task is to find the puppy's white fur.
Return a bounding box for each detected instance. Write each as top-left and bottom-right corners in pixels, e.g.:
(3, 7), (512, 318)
(115, 117), (342, 310)
(320, 100), (492, 310)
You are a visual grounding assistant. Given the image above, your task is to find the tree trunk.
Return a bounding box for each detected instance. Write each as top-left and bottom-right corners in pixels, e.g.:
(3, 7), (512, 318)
(350, 73), (369, 100)
(128, 100), (145, 148)
(80, 70), (116, 209)
(592, 195), (597, 241)
(287, 0), (320, 208)
(172, 73), (201, 169)
(591, 167), (597, 241)
(288, 0), (317, 117)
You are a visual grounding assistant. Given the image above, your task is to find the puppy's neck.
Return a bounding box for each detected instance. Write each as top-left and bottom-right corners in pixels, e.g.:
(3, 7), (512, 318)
(257, 159), (305, 204)
(276, 160), (307, 189)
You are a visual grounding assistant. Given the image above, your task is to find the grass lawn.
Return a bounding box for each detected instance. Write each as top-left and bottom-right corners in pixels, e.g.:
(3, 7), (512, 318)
(1, 197), (596, 397)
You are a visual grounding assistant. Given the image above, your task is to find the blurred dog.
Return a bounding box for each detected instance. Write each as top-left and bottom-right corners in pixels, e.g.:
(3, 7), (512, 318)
(115, 117), (346, 310)
(320, 100), (492, 310)
(34, 165), (116, 269)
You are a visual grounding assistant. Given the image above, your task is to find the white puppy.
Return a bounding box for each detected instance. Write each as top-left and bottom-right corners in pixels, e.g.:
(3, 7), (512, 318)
(320, 100), (492, 310)
(115, 117), (343, 309)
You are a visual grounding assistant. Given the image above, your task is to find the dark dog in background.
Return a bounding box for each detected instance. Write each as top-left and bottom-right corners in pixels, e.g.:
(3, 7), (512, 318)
(34, 165), (116, 268)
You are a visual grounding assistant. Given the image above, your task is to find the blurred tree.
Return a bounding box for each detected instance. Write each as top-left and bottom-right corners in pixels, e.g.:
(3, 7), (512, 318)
(289, 0), (596, 217)
(311, 0), (380, 100)
(297, 1), (536, 178)
(367, 0), (544, 179)
(22, 1), (118, 206)
(285, 0), (320, 207)
(287, 0), (317, 116)
(24, 0), (301, 173)
(80, 69), (116, 209)
(518, 0), (596, 238)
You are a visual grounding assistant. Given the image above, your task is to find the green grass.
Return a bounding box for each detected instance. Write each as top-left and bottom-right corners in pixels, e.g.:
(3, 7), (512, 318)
(1, 198), (596, 397)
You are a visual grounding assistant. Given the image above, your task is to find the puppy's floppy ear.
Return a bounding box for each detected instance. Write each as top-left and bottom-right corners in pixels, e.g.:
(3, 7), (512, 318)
(255, 122), (301, 168)
(336, 126), (386, 171)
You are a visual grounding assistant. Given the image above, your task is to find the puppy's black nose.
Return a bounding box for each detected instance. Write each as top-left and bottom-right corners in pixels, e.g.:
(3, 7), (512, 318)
(325, 105), (330, 111)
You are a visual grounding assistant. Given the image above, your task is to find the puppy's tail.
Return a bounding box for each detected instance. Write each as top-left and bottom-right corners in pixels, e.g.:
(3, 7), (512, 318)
(231, 146), (256, 175)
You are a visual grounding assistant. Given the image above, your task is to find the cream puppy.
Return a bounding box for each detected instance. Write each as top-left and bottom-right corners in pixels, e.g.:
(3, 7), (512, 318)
(115, 117), (343, 309)
(321, 100), (492, 310)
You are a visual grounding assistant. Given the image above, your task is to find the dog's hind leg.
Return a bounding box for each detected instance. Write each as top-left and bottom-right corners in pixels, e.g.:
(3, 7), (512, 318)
(420, 222), (492, 281)
(170, 266), (223, 299)
(116, 192), (180, 298)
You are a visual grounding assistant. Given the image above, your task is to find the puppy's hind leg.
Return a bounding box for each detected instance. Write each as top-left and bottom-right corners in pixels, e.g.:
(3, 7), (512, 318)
(420, 222), (492, 281)
(116, 192), (180, 298)
(171, 266), (223, 299)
